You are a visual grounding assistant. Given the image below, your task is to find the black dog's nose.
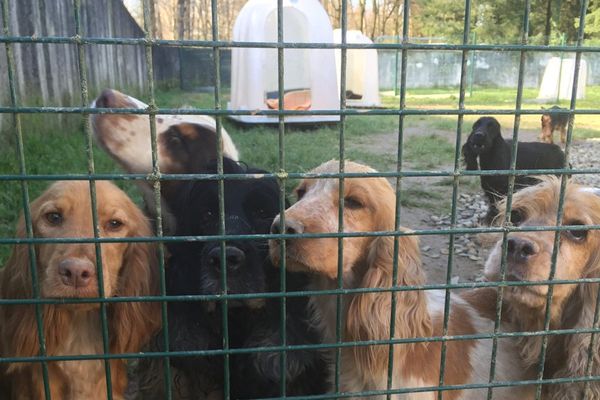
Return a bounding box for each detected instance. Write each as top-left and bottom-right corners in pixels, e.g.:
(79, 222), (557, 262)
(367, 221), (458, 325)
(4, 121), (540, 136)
(207, 246), (246, 271)
(271, 216), (304, 235)
(507, 237), (537, 263)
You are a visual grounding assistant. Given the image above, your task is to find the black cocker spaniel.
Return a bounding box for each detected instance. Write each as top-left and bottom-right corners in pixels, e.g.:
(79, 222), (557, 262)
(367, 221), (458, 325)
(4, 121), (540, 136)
(137, 157), (328, 399)
(462, 116), (566, 224)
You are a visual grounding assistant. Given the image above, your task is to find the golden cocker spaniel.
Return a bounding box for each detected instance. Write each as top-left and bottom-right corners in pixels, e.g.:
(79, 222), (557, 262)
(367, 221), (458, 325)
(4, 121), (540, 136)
(485, 177), (600, 399)
(269, 160), (534, 399)
(0, 181), (160, 400)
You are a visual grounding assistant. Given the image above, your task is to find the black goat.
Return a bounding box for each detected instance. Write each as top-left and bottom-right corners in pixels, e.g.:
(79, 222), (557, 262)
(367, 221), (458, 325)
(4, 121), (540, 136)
(462, 117), (566, 224)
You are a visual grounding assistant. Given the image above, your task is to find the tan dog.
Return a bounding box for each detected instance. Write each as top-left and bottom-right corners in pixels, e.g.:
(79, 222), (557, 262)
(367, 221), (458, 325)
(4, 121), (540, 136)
(540, 106), (568, 144)
(0, 181), (160, 400)
(270, 160), (534, 399)
(485, 178), (600, 399)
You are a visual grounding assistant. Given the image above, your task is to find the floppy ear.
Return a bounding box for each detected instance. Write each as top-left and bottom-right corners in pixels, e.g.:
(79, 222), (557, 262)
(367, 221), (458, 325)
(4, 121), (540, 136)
(1, 216), (32, 298)
(461, 142), (479, 170)
(109, 212), (161, 355)
(549, 250), (600, 398)
(345, 234), (431, 376)
(0, 216), (45, 369)
(0, 191), (50, 300)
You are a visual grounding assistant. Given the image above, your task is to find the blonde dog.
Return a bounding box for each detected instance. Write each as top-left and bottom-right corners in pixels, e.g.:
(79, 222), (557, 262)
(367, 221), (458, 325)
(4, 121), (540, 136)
(0, 181), (159, 399)
(270, 160), (534, 399)
(485, 177), (600, 399)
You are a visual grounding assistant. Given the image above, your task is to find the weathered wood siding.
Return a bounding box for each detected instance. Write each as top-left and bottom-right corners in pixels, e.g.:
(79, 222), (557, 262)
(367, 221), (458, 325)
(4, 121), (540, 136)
(0, 0), (179, 131)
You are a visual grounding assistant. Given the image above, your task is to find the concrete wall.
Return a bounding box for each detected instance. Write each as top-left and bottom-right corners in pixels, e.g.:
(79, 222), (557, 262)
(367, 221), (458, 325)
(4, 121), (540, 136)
(176, 48), (597, 95)
(0, 0), (179, 131)
(379, 50), (598, 90)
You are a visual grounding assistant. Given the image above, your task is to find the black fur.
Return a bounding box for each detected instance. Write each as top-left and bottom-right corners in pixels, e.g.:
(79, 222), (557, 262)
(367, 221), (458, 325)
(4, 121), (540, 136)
(164, 158), (328, 399)
(461, 117), (566, 224)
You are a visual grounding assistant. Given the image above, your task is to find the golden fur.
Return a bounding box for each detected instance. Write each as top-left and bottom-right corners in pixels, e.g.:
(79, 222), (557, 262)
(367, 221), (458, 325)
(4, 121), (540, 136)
(0, 181), (160, 400)
(270, 160), (534, 399)
(485, 177), (600, 399)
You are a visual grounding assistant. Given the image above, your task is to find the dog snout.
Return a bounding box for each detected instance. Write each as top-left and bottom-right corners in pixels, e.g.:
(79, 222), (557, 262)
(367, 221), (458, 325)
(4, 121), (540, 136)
(471, 132), (485, 144)
(270, 216), (304, 235)
(207, 246), (246, 271)
(507, 237), (538, 264)
(58, 258), (96, 288)
(95, 89), (117, 108)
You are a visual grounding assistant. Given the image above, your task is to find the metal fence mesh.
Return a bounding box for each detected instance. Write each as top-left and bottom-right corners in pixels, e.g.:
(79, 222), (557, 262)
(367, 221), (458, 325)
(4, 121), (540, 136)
(1, 0), (599, 399)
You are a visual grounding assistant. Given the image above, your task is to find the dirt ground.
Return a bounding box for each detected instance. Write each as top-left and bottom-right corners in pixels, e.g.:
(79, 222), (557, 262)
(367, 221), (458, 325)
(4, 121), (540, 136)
(349, 125), (543, 285)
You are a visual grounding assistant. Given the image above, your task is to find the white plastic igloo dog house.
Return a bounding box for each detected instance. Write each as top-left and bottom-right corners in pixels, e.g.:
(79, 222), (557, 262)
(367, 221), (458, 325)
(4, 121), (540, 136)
(228, 0), (340, 124)
(538, 57), (588, 101)
(333, 29), (380, 107)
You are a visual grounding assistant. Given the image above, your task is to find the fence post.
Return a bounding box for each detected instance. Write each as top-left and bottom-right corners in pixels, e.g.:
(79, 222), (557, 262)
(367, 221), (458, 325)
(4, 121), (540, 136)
(555, 32), (566, 103)
(469, 31), (476, 98)
(394, 35), (400, 96)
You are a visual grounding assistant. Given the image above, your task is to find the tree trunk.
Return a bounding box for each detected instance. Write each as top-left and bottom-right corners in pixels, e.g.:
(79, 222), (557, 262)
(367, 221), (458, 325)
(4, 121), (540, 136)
(177, 0), (186, 40)
(544, 0), (552, 45)
(371, 0), (379, 39)
(359, 0), (366, 33)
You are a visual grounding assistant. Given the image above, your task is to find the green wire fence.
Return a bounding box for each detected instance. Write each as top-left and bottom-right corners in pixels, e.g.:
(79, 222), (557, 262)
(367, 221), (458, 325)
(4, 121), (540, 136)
(1, 0), (599, 399)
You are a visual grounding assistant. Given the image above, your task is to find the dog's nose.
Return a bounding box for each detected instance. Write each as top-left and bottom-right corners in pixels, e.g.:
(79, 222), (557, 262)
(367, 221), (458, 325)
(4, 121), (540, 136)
(95, 89), (116, 108)
(507, 237), (537, 263)
(58, 258), (95, 288)
(270, 216), (304, 235)
(207, 246), (246, 271)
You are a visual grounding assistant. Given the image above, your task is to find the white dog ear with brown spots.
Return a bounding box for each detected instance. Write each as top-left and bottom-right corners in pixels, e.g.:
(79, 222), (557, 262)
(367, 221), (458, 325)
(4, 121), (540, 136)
(580, 187), (600, 196)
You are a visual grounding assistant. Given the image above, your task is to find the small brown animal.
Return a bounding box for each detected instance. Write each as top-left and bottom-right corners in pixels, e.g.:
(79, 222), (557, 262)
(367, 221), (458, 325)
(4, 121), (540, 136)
(0, 181), (160, 400)
(540, 106), (569, 144)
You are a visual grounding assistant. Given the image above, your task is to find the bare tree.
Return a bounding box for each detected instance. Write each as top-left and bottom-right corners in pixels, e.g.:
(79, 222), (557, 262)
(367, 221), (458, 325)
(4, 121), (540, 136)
(370, 0), (379, 38)
(176, 0), (187, 39)
(379, 0), (401, 37)
(543, 0), (552, 45)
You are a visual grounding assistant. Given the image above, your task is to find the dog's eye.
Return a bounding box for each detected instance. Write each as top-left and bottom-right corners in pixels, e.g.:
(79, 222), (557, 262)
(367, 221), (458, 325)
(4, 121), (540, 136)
(252, 208), (269, 220)
(168, 134), (183, 147)
(106, 219), (124, 231)
(296, 187), (306, 200)
(45, 212), (63, 226)
(565, 222), (588, 242)
(568, 229), (588, 241)
(343, 196), (363, 209)
(201, 210), (214, 222)
(509, 209), (524, 226)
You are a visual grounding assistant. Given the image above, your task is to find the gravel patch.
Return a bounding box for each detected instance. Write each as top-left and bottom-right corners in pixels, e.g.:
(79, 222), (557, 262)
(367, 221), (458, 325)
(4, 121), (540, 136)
(571, 139), (600, 187)
(424, 193), (490, 280)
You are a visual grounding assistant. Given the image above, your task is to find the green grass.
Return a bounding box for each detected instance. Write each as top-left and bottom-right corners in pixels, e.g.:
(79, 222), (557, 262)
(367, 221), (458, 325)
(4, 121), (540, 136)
(0, 117), (137, 265)
(0, 93), (404, 264)
(403, 134), (456, 169)
(381, 85), (600, 140)
(1, 86), (599, 264)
